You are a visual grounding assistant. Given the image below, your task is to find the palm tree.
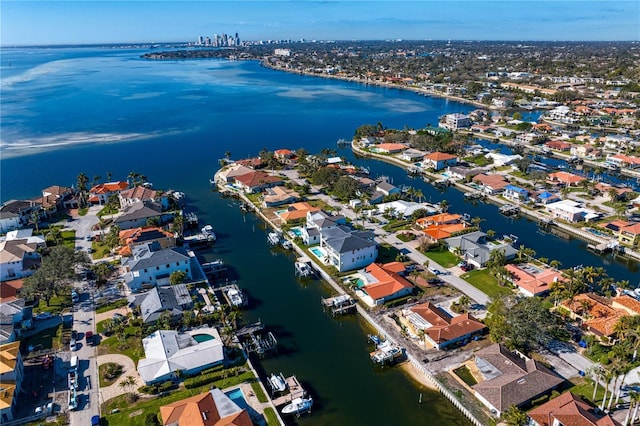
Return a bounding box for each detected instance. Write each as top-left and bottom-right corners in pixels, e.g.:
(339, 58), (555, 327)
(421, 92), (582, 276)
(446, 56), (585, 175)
(609, 187), (619, 202)
(414, 188), (424, 203)
(31, 210), (41, 233)
(76, 173), (89, 208)
(439, 200), (449, 212)
(119, 375), (138, 402)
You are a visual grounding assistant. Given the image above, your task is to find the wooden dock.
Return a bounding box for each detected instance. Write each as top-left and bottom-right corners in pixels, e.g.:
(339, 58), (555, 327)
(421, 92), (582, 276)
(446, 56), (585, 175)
(272, 375), (306, 407)
(236, 322), (278, 357)
(499, 204), (520, 216)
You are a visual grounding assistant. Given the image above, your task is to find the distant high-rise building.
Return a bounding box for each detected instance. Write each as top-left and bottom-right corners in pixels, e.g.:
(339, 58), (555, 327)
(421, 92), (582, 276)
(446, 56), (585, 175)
(205, 37), (211, 46)
(198, 36), (204, 45)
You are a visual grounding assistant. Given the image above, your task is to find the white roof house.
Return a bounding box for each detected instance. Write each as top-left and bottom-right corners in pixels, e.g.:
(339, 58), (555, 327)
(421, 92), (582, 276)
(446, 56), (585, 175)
(137, 327), (224, 384)
(375, 201), (436, 218)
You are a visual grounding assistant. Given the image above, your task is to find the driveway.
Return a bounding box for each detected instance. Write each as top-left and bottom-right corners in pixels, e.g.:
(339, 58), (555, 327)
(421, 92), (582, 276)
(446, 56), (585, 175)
(97, 353), (141, 403)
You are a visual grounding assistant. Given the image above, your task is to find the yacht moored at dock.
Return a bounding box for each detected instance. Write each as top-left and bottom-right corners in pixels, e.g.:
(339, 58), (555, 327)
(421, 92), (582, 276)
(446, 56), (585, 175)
(225, 286), (247, 308)
(268, 373), (288, 394)
(281, 396), (313, 416)
(322, 294), (357, 316)
(370, 340), (404, 365)
(267, 231), (282, 246)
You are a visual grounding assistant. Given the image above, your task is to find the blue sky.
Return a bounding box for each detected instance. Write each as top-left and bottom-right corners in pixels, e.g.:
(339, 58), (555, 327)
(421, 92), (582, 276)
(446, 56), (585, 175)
(2, 1), (639, 46)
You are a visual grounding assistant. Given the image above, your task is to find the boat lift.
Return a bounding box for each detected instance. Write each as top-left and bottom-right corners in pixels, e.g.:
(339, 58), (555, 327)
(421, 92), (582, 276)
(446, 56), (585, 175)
(236, 322), (278, 358)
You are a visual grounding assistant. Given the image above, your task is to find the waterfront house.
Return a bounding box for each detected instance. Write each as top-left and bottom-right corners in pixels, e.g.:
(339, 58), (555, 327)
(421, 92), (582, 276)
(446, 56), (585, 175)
(544, 140), (572, 152)
(216, 164), (255, 185)
(376, 181), (400, 197)
(300, 210), (348, 246)
(505, 263), (563, 297)
(484, 153), (522, 167)
(570, 144), (596, 159)
(233, 171), (283, 194)
(138, 328), (224, 384)
(357, 262), (414, 306)
(503, 185), (530, 202)
(0, 341), (23, 422)
(0, 200), (41, 227)
(0, 236), (42, 282)
(130, 284), (193, 324)
(262, 186), (300, 207)
(400, 148), (426, 162)
(118, 226), (176, 257)
(515, 132), (544, 145)
(375, 200), (433, 218)
(373, 143), (407, 154)
(423, 152), (458, 171)
(40, 185), (77, 211)
(528, 391), (620, 426)
(619, 222), (640, 247)
(121, 242), (192, 292)
(399, 302), (486, 350)
(441, 113), (471, 130)
(274, 148), (296, 163)
(608, 153), (640, 169)
(159, 389), (252, 426)
(445, 231), (517, 268)
(114, 201), (173, 230)
(446, 166), (483, 181)
(235, 157), (265, 169)
(88, 181), (129, 205)
(546, 171), (585, 187)
(545, 199), (600, 223)
(472, 174), (510, 194)
(469, 343), (563, 416)
(319, 227), (378, 272)
(119, 186), (161, 209)
(278, 202), (320, 224)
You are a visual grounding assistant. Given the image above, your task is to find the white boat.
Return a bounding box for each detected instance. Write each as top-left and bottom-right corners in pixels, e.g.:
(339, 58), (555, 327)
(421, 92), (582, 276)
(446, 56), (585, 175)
(226, 288), (246, 308)
(267, 232), (281, 246)
(370, 340), (403, 364)
(268, 373), (287, 393)
(201, 225), (216, 241)
(281, 397), (313, 415)
(68, 389), (78, 411)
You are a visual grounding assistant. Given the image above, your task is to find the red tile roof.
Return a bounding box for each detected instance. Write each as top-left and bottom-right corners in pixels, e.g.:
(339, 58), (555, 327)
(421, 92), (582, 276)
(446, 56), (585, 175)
(547, 171), (586, 185)
(160, 391), (252, 426)
(424, 152), (457, 161)
(234, 171), (282, 189)
(363, 262), (413, 300)
(528, 391), (620, 426)
(409, 302), (486, 345)
(120, 186), (157, 200)
(0, 279), (23, 303)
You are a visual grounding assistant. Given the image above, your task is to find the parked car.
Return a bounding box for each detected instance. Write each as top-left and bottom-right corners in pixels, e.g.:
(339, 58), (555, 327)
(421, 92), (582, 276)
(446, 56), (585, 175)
(428, 267), (441, 275)
(35, 312), (53, 321)
(427, 277), (443, 285)
(460, 263), (474, 272)
(70, 338), (77, 351)
(91, 415), (101, 426)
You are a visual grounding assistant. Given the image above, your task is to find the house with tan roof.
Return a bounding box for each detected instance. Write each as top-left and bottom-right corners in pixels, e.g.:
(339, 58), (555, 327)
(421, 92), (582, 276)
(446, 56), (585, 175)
(114, 201), (173, 230)
(544, 140), (572, 151)
(528, 391), (620, 426)
(0, 341), (23, 422)
(160, 389), (252, 426)
(356, 262), (413, 306)
(399, 302), (486, 350)
(278, 202), (320, 223)
(274, 148), (296, 163)
(88, 181), (129, 205)
(416, 213), (468, 243)
(547, 171), (586, 187)
(505, 263), (563, 297)
(560, 293), (633, 341)
(119, 186), (158, 208)
(472, 174), (510, 194)
(40, 185), (77, 211)
(619, 222), (640, 247)
(373, 143), (408, 154)
(262, 185), (300, 208)
(118, 227), (176, 256)
(0, 238), (42, 282)
(468, 343), (563, 416)
(423, 152), (458, 171)
(608, 154), (640, 169)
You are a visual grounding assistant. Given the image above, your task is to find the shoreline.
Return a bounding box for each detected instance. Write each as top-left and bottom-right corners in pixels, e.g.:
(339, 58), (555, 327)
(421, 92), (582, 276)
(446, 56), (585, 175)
(261, 60), (493, 112)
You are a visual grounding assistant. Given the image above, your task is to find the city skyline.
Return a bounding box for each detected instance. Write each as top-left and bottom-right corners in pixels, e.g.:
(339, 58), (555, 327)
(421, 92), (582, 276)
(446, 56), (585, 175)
(1, 1), (639, 46)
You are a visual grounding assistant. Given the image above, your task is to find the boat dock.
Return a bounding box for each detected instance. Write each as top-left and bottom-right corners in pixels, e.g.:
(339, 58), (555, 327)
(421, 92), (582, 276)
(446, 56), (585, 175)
(221, 283), (247, 308)
(236, 322), (278, 357)
(201, 259), (227, 278)
(267, 231), (282, 246)
(322, 294), (357, 316)
(463, 191), (485, 200)
(370, 340), (404, 365)
(271, 375), (306, 407)
(499, 204), (520, 216)
(294, 256), (315, 278)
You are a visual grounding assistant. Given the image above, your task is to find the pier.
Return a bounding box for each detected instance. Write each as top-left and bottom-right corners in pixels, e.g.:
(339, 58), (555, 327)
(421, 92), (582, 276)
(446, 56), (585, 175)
(236, 322), (278, 357)
(271, 375), (307, 407)
(322, 294), (357, 316)
(201, 259), (227, 279)
(294, 256), (315, 278)
(499, 204), (520, 216)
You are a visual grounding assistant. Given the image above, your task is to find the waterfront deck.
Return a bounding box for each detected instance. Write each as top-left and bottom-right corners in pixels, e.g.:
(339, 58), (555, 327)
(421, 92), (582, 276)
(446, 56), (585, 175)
(271, 375), (306, 407)
(322, 294), (357, 316)
(236, 322), (278, 357)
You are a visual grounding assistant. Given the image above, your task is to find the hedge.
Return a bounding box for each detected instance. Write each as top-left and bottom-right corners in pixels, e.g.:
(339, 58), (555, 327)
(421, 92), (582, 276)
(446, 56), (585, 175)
(184, 368), (244, 389)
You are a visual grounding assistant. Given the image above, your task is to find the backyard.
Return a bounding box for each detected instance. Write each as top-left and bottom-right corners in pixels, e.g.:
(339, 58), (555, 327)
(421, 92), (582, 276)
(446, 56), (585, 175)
(460, 269), (513, 299)
(423, 247), (460, 268)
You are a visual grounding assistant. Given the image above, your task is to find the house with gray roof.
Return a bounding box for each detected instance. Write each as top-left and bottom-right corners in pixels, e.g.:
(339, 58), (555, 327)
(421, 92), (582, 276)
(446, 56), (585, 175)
(319, 226), (377, 272)
(114, 201), (174, 230)
(0, 200), (41, 227)
(445, 231), (517, 268)
(129, 285), (193, 324)
(470, 343), (564, 416)
(137, 327), (224, 384)
(121, 242), (192, 292)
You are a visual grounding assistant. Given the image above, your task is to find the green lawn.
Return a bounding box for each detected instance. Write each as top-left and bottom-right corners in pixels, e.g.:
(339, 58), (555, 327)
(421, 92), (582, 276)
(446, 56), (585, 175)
(96, 299), (128, 314)
(452, 366), (477, 386)
(423, 248), (460, 268)
(566, 377), (606, 406)
(251, 381), (268, 403)
(36, 294), (72, 315)
(582, 342), (612, 363)
(264, 407), (280, 426)
(377, 243), (401, 264)
(98, 327), (143, 365)
(22, 324), (62, 351)
(461, 269), (513, 299)
(103, 371), (256, 426)
(99, 362), (123, 387)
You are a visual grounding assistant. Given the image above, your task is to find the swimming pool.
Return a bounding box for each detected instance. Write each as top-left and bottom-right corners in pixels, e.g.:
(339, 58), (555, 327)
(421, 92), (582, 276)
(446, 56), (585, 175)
(192, 333), (215, 343)
(310, 246), (327, 258)
(225, 388), (249, 411)
(290, 227), (303, 237)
